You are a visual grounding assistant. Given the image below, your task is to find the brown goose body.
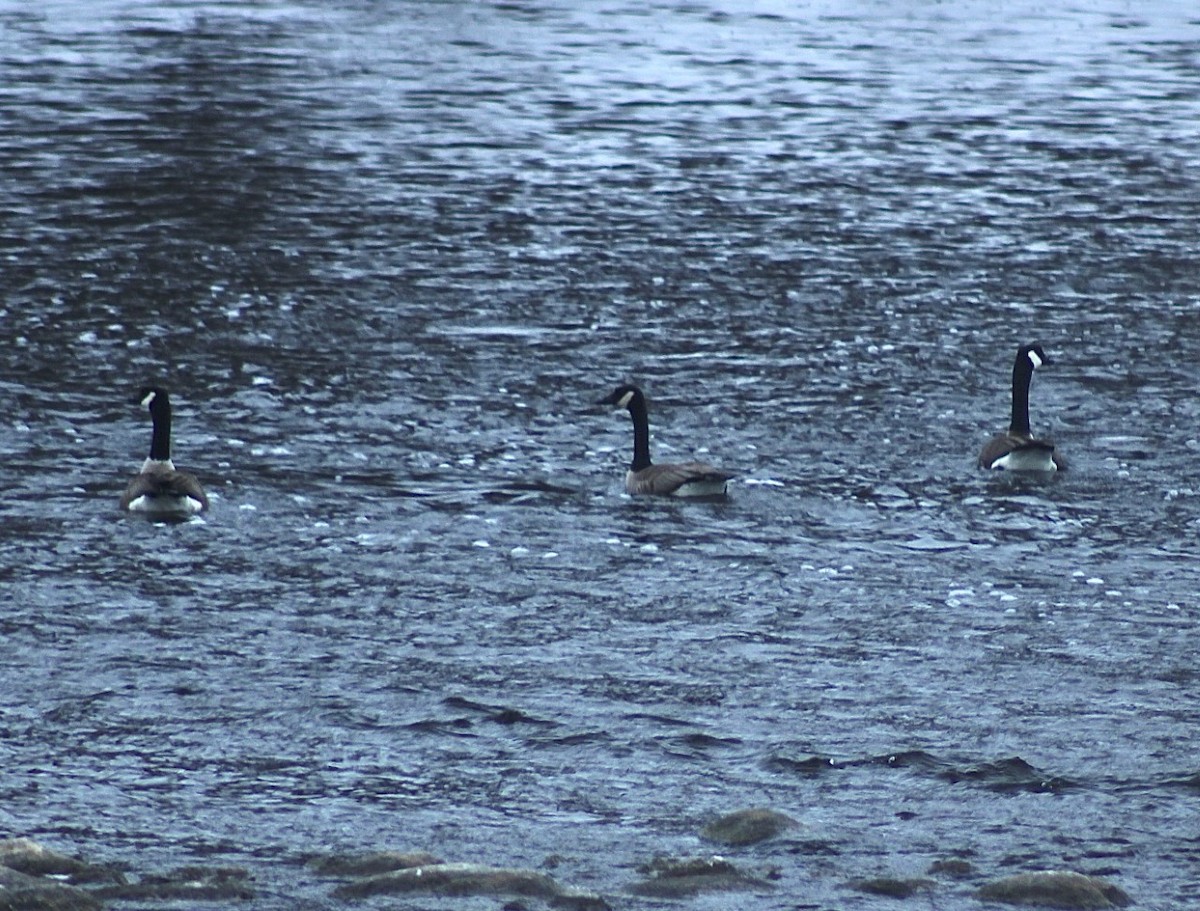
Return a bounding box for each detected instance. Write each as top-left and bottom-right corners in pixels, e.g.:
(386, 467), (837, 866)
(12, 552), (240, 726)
(979, 433), (1064, 472)
(600, 384), (734, 497)
(121, 458), (209, 515)
(122, 387), (208, 516)
(624, 461), (734, 497)
(978, 343), (1064, 472)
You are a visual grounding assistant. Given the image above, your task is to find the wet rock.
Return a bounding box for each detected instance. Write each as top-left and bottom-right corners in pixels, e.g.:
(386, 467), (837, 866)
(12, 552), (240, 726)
(307, 850), (441, 877)
(700, 807), (797, 846)
(976, 871), (1132, 909)
(495, 892), (610, 911)
(93, 865), (254, 902)
(332, 862), (563, 901)
(0, 838), (123, 885)
(0, 864), (102, 911)
(627, 855), (777, 898)
(929, 858), (974, 878)
(851, 876), (935, 898)
(637, 855), (741, 878)
(549, 892), (613, 911)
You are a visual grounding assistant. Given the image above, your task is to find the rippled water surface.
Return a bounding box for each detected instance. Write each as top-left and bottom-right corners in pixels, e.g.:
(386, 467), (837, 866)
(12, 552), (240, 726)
(2, 1), (1200, 908)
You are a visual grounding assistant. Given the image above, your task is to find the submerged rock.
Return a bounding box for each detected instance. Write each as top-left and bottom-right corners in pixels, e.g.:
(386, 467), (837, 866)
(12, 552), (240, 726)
(851, 876), (935, 898)
(93, 865), (254, 902)
(307, 850), (441, 877)
(627, 855), (777, 898)
(549, 892), (613, 911)
(0, 864), (102, 911)
(929, 858), (974, 878)
(0, 838), (123, 885)
(333, 862), (563, 901)
(700, 808), (797, 846)
(977, 871), (1132, 909)
(0, 840), (252, 905)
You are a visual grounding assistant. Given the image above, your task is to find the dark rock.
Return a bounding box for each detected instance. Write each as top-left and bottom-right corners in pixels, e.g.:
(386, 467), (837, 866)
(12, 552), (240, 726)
(700, 808), (797, 846)
(929, 858), (974, 878)
(977, 871), (1132, 909)
(306, 851), (440, 877)
(0, 865), (102, 911)
(0, 838), (123, 885)
(333, 862), (562, 901)
(93, 865), (253, 902)
(637, 856), (741, 878)
(852, 876), (935, 898)
(550, 892), (613, 911)
(627, 855), (776, 898)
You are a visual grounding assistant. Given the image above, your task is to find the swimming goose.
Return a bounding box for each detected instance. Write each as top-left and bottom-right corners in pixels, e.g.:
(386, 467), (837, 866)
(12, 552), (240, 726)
(978, 343), (1065, 471)
(599, 384), (734, 497)
(120, 386), (209, 515)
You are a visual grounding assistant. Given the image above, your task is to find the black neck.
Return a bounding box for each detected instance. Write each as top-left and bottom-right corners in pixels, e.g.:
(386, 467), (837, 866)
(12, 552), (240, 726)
(148, 399), (172, 461)
(1009, 354), (1034, 436)
(626, 391), (652, 472)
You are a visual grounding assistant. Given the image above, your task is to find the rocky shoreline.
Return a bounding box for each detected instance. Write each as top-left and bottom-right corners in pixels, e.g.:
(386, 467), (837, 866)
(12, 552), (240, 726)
(0, 809), (1134, 910)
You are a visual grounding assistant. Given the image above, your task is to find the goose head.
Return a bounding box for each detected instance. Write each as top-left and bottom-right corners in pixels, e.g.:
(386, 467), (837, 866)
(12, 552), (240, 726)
(598, 384), (642, 411)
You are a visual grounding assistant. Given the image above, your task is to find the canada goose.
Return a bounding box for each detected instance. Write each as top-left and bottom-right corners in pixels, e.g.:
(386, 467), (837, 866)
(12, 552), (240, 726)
(599, 384), (734, 497)
(120, 386), (209, 515)
(978, 343), (1065, 471)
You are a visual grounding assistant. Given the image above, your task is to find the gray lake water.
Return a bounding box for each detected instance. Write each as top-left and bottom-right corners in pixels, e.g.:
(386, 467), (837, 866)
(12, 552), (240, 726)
(2, 0), (1199, 908)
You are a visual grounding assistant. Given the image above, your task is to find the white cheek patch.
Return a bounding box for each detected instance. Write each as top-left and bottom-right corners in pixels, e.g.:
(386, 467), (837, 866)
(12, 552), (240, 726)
(617, 391), (634, 408)
(1027, 350), (1043, 369)
(141, 390), (157, 408)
